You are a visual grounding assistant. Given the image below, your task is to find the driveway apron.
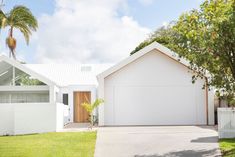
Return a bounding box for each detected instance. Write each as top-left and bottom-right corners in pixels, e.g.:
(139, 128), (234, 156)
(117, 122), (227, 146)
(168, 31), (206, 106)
(94, 126), (221, 157)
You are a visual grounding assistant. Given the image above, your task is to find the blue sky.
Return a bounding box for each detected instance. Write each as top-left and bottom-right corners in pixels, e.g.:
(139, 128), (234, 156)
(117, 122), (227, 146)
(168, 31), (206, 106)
(0, 0), (203, 63)
(120, 0), (203, 29)
(3, 0), (203, 29)
(4, 0), (55, 16)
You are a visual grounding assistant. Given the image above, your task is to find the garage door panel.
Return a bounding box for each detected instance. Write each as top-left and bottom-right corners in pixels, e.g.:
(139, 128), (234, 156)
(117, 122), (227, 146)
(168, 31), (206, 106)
(111, 86), (201, 125)
(104, 86), (115, 125)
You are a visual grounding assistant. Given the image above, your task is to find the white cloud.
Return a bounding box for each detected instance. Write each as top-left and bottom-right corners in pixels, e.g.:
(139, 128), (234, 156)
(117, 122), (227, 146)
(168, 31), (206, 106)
(35, 0), (150, 64)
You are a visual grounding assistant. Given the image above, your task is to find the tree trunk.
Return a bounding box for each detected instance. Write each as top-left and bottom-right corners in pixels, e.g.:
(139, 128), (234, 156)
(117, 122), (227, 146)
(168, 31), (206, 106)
(8, 27), (16, 60)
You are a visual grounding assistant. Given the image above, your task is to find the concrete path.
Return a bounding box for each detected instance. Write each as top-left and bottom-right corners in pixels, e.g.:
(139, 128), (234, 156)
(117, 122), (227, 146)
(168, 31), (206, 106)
(58, 123), (98, 132)
(95, 126), (221, 157)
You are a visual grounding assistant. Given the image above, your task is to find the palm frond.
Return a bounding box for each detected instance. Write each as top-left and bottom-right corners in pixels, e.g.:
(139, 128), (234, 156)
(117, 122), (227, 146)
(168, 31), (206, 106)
(0, 9), (6, 29)
(15, 22), (31, 44)
(9, 5), (38, 29)
(81, 98), (104, 114)
(81, 103), (93, 113)
(8, 5), (38, 43)
(1, 5), (38, 59)
(92, 99), (104, 110)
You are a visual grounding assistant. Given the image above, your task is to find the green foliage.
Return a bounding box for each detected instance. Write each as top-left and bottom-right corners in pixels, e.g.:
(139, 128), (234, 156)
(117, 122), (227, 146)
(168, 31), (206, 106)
(130, 22), (177, 55)
(229, 99), (235, 107)
(219, 138), (235, 157)
(3, 6), (38, 44)
(132, 0), (235, 100)
(0, 132), (97, 157)
(82, 98), (104, 127)
(173, 0), (235, 98)
(15, 73), (46, 86)
(0, 5), (38, 59)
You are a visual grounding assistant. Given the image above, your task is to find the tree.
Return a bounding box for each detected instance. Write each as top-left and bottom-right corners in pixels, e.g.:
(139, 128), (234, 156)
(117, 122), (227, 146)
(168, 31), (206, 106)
(15, 73), (45, 86)
(82, 98), (104, 128)
(173, 0), (235, 104)
(131, 0), (235, 105)
(130, 22), (177, 55)
(0, 6), (38, 59)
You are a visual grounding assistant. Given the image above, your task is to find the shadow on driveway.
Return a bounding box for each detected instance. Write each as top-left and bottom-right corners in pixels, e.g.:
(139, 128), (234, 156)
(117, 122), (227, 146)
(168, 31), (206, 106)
(135, 148), (221, 157)
(191, 136), (219, 143)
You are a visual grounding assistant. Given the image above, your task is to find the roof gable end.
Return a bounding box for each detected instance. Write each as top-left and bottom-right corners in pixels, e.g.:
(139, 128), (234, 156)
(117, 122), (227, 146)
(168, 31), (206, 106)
(0, 55), (56, 86)
(97, 42), (191, 80)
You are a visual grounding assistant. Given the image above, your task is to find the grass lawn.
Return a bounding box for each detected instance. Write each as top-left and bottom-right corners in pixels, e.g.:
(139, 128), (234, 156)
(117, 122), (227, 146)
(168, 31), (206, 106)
(0, 132), (96, 157)
(219, 139), (235, 157)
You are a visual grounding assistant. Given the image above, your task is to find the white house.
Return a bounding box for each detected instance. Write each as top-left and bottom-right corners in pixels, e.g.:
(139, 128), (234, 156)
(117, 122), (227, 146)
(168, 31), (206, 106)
(0, 42), (215, 135)
(0, 55), (110, 135)
(97, 42), (215, 126)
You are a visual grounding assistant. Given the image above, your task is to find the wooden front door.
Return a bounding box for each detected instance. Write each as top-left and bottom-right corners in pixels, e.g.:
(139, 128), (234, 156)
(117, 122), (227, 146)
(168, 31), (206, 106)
(74, 91), (91, 123)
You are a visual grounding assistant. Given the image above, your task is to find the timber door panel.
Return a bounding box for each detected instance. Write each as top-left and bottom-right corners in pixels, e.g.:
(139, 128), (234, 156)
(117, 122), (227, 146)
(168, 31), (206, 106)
(74, 92), (91, 123)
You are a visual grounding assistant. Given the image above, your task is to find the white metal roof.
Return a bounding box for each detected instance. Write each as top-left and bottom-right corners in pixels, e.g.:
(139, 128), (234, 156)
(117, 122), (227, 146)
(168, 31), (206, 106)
(25, 63), (112, 87)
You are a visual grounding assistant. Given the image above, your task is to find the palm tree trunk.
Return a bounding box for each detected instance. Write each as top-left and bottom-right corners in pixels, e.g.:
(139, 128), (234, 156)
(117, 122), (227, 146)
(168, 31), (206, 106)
(8, 26), (16, 60)
(12, 50), (16, 59)
(9, 26), (13, 37)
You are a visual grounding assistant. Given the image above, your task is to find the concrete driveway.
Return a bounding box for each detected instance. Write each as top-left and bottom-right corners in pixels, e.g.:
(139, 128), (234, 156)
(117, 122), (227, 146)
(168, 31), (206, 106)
(95, 126), (221, 157)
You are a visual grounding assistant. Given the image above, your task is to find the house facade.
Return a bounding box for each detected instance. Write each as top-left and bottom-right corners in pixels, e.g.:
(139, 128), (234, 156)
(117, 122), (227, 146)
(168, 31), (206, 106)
(0, 56), (62, 135)
(0, 42), (215, 135)
(0, 56), (110, 135)
(97, 42), (215, 126)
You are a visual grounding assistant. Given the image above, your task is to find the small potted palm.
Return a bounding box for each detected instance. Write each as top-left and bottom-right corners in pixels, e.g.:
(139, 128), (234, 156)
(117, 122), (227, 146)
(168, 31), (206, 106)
(82, 98), (104, 129)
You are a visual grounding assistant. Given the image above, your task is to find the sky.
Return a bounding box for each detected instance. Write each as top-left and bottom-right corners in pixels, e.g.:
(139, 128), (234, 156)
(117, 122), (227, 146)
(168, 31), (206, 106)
(0, 0), (203, 64)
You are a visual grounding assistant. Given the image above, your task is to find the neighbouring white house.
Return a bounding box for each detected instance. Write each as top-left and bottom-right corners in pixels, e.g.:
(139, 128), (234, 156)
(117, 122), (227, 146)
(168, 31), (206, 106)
(0, 55), (111, 135)
(0, 42), (215, 135)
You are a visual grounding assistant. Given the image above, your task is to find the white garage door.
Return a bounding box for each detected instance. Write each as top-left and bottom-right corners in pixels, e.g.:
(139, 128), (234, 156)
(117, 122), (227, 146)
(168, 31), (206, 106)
(104, 85), (206, 125)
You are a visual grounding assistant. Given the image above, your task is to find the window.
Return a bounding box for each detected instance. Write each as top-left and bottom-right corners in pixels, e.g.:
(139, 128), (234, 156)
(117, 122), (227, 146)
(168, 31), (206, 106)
(0, 61), (46, 86)
(63, 94), (69, 105)
(0, 61), (49, 104)
(0, 91), (49, 103)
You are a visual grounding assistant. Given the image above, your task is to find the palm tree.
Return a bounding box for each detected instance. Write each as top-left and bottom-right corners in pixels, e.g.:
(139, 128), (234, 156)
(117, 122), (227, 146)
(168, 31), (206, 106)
(0, 6), (38, 59)
(82, 98), (104, 128)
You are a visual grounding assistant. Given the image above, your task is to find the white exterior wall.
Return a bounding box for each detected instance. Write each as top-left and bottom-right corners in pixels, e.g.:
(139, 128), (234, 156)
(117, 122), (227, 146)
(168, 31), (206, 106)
(56, 103), (65, 131)
(14, 103), (57, 135)
(0, 103), (57, 135)
(0, 104), (14, 135)
(0, 85), (66, 135)
(60, 85), (97, 124)
(101, 50), (211, 126)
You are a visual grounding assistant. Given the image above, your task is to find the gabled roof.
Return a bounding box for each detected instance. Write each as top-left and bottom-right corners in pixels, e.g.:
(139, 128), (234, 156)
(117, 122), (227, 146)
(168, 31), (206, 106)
(97, 42), (192, 80)
(0, 55), (56, 86)
(26, 64), (112, 87)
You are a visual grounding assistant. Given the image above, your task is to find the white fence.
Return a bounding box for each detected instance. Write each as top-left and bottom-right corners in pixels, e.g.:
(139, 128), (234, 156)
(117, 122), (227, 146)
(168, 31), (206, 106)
(218, 108), (235, 139)
(0, 103), (58, 135)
